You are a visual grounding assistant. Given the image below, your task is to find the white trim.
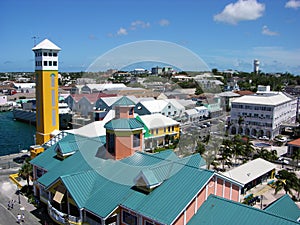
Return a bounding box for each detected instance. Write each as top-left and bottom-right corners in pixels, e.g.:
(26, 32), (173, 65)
(184, 210), (186, 225)
(214, 177), (217, 195)
(195, 196), (198, 214)
(222, 179), (225, 198)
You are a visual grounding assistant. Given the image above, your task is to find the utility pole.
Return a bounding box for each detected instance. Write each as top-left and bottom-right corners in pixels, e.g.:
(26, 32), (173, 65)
(32, 36), (38, 47)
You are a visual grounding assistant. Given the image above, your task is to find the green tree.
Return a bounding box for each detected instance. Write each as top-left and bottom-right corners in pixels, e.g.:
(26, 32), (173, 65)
(274, 170), (299, 197)
(18, 159), (33, 187)
(292, 148), (300, 171)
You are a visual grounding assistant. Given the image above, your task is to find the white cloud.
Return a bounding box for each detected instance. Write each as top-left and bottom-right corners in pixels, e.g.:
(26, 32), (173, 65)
(285, 0), (300, 9)
(214, 0), (265, 25)
(130, 20), (150, 30)
(159, 19), (170, 26)
(262, 26), (279, 36)
(117, 27), (128, 36)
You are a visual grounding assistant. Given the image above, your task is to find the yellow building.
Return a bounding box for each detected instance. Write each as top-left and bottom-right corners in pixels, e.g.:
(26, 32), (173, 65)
(32, 39), (61, 145)
(137, 114), (180, 151)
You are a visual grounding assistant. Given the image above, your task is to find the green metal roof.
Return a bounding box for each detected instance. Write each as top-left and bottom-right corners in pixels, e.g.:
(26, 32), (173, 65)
(112, 96), (135, 106)
(57, 141), (78, 155)
(264, 194), (300, 222)
(104, 118), (144, 130)
(31, 131), (212, 222)
(121, 164), (214, 224)
(187, 195), (300, 225)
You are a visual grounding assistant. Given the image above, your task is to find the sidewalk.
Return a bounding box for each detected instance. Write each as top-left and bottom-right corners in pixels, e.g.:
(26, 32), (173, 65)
(0, 170), (53, 225)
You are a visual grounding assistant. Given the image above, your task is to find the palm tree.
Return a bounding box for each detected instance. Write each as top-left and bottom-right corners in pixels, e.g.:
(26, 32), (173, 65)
(220, 139), (233, 171)
(18, 159), (33, 187)
(292, 148), (300, 171)
(244, 138), (255, 159)
(274, 170), (298, 197)
(232, 135), (244, 166)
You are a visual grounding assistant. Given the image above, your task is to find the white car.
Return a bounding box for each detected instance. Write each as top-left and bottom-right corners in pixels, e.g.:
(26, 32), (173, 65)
(259, 136), (269, 140)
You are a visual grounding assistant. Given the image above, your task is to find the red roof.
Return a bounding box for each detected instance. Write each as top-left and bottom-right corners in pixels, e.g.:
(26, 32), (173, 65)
(288, 138), (300, 147)
(70, 93), (117, 103)
(234, 90), (254, 96)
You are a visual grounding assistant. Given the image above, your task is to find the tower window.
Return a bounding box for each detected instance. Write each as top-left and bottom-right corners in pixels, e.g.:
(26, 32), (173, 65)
(43, 52), (47, 56)
(133, 133), (140, 148)
(44, 61), (48, 66)
(49, 61), (52, 66)
(49, 52), (52, 57)
(107, 133), (115, 155)
(53, 61), (57, 66)
(53, 53), (57, 57)
(51, 74), (55, 87)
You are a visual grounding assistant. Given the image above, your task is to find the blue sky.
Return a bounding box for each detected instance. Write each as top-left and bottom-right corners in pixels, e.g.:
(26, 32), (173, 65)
(1, 0), (300, 74)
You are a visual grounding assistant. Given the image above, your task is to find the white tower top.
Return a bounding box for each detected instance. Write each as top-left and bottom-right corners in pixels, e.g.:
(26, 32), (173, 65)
(32, 39), (61, 71)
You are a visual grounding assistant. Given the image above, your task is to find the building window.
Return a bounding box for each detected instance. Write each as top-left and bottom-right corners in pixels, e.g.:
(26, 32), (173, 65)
(156, 129), (158, 134)
(133, 133), (140, 148)
(107, 133), (115, 155)
(129, 107), (134, 115)
(53, 52), (57, 57)
(168, 105), (171, 109)
(168, 127), (170, 132)
(52, 90), (56, 107)
(172, 126), (174, 131)
(43, 52), (47, 56)
(53, 61), (57, 66)
(51, 75), (56, 87)
(44, 61), (47, 66)
(52, 109), (56, 126)
(49, 52), (52, 57)
(122, 211), (137, 225)
(49, 61), (52, 66)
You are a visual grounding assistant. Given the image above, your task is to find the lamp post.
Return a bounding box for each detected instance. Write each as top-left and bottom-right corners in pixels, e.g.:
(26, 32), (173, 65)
(17, 186), (21, 204)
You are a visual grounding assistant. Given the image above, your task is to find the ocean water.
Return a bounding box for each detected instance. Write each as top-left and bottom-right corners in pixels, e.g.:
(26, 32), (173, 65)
(0, 111), (36, 156)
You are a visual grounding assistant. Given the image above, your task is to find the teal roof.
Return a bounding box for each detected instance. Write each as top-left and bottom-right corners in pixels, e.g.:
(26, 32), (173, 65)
(265, 194), (300, 222)
(121, 162), (213, 224)
(112, 96), (135, 106)
(104, 118), (144, 130)
(32, 137), (212, 221)
(188, 195), (300, 225)
(57, 141), (78, 155)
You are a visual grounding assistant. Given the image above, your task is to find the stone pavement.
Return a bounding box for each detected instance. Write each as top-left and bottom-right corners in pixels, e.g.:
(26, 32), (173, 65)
(0, 167), (53, 225)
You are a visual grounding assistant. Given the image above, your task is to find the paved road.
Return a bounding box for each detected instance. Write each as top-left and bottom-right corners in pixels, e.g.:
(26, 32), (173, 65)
(0, 158), (53, 225)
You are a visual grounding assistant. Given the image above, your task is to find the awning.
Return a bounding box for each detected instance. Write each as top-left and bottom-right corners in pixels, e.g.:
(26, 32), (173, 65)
(53, 185), (66, 204)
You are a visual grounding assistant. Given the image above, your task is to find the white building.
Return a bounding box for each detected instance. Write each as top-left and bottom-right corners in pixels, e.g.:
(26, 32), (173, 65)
(230, 88), (297, 139)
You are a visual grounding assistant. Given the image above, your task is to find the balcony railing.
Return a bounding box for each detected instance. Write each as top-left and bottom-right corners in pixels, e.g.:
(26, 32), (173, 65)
(47, 201), (82, 225)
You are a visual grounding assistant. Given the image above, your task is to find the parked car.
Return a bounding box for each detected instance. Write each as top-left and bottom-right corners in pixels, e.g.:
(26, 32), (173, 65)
(13, 157), (25, 164)
(259, 136), (269, 140)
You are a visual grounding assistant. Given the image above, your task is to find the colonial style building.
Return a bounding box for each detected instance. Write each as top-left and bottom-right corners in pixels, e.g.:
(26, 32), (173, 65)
(30, 97), (243, 225)
(230, 87), (297, 139)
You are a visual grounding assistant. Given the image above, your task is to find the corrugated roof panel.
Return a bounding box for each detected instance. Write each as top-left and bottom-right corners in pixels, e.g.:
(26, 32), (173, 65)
(122, 167), (214, 224)
(188, 195), (300, 225)
(264, 194), (300, 222)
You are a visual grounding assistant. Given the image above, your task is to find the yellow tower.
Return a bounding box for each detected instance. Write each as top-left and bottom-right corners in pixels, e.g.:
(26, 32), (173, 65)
(32, 39), (61, 145)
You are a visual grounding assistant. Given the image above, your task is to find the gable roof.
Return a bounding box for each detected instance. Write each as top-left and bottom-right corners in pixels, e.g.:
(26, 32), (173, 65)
(222, 158), (276, 186)
(188, 195), (300, 225)
(32, 39), (61, 51)
(137, 114), (179, 129)
(138, 100), (169, 113)
(264, 194), (300, 222)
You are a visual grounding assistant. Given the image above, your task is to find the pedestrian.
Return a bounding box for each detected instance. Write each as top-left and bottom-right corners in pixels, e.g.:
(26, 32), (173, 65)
(7, 200), (10, 210)
(21, 213), (25, 222)
(17, 213), (21, 224)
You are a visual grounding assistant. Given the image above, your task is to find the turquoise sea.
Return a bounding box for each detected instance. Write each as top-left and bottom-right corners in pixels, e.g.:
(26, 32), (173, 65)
(0, 111), (36, 156)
